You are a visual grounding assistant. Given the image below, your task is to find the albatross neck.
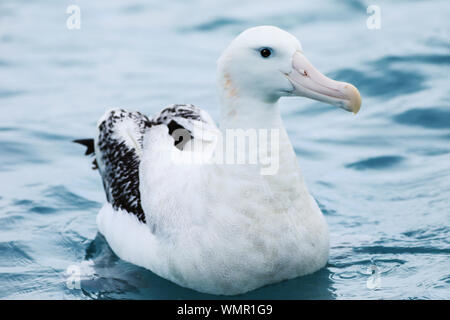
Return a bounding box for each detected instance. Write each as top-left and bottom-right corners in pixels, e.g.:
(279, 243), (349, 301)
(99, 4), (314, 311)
(218, 93), (309, 196)
(219, 95), (284, 131)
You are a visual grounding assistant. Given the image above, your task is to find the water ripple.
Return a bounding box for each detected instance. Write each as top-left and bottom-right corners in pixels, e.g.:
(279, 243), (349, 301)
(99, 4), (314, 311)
(42, 185), (100, 211)
(353, 245), (450, 255)
(186, 17), (243, 32)
(402, 226), (450, 243)
(393, 108), (450, 129)
(0, 241), (33, 267)
(0, 89), (26, 99)
(331, 68), (426, 98)
(346, 156), (405, 170)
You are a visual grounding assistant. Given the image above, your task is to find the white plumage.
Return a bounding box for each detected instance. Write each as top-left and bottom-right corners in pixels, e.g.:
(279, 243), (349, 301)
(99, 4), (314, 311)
(86, 26), (361, 295)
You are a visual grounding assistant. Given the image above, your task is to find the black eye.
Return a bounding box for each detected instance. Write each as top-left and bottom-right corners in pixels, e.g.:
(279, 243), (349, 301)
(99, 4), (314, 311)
(259, 48), (272, 58)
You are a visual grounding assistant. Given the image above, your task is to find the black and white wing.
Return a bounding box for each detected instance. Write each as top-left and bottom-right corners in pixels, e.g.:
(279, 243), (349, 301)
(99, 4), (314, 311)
(94, 109), (151, 223)
(74, 105), (218, 224)
(152, 104), (219, 148)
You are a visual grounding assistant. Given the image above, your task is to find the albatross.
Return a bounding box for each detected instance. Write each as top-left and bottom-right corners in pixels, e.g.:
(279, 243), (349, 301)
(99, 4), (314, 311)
(75, 26), (361, 295)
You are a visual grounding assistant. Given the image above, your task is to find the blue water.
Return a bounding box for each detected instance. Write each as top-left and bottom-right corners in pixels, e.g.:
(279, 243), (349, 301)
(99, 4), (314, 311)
(0, 0), (449, 299)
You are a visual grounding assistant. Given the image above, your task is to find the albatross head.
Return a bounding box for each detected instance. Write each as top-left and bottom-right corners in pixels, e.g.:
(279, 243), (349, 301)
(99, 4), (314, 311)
(217, 26), (361, 114)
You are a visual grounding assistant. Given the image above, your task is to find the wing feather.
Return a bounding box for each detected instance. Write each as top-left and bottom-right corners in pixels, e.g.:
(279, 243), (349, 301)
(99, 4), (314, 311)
(95, 109), (151, 223)
(85, 105), (217, 225)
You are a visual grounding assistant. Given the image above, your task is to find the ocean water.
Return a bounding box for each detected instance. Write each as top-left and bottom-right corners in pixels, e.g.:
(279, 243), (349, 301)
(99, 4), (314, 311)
(0, 0), (449, 299)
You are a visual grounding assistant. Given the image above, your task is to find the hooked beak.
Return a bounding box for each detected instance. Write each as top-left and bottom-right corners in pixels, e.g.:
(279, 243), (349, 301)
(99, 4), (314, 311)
(285, 51), (361, 114)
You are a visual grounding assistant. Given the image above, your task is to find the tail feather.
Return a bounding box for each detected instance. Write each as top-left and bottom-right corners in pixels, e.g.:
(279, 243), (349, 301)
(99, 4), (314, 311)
(73, 138), (95, 155)
(73, 138), (98, 170)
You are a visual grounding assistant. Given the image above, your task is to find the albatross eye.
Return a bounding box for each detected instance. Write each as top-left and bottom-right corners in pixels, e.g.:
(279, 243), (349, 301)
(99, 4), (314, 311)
(259, 48), (272, 58)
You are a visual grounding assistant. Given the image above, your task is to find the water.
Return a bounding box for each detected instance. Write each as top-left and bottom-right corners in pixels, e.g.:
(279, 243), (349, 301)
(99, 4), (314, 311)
(0, 0), (449, 299)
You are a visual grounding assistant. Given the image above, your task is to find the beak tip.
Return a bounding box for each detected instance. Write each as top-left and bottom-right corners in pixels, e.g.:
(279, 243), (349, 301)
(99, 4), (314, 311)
(352, 102), (361, 115)
(347, 84), (362, 115)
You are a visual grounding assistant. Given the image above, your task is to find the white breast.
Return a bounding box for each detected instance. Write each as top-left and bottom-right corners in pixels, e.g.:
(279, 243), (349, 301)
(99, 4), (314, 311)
(104, 124), (330, 295)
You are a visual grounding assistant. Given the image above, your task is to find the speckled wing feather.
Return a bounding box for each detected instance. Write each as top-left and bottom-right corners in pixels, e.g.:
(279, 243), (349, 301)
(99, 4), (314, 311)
(95, 109), (152, 223)
(88, 105), (217, 224)
(152, 104), (218, 149)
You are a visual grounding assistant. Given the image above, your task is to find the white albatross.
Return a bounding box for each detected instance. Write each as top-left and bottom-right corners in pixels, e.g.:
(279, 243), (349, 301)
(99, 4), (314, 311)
(75, 26), (361, 295)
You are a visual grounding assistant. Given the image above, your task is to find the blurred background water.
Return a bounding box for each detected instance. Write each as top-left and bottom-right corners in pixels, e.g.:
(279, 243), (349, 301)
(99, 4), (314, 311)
(0, 0), (449, 299)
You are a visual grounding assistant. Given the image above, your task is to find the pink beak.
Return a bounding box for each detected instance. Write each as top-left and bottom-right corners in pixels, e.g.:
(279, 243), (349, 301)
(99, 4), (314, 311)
(286, 51), (362, 114)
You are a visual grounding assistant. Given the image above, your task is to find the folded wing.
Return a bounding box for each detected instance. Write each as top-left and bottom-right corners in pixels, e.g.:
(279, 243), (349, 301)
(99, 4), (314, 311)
(79, 105), (217, 224)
